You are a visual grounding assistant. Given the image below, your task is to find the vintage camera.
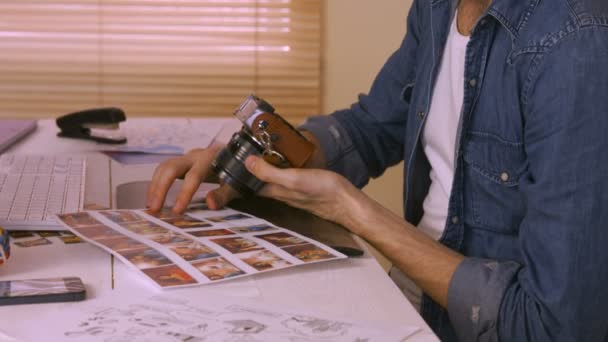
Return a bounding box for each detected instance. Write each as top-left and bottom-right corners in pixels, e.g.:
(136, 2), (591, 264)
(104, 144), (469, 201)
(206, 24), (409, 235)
(211, 95), (316, 195)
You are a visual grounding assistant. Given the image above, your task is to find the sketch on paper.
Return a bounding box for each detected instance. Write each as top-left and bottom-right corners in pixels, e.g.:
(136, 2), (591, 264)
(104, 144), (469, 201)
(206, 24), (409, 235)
(27, 295), (420, 342)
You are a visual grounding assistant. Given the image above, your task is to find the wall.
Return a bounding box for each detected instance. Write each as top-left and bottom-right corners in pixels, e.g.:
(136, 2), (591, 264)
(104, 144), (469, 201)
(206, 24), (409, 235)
(323, 0), (413, 217)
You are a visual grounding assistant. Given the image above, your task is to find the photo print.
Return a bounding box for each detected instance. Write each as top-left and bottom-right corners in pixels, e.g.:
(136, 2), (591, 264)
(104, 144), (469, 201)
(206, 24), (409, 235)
(96, 236), (146, 251)
(121, 221), (168, 236)
(147, 232), (191, 245)
(74, 225), (123, 240)
(230, 224), (278, 234)
(211, 237), (264, 254)
(56, 212), (102, 228)
(14, 238), (52, 248)
(99, 210), (143, 224)
(141, 264), (198, 287)
(191, 257), (245, 281)
(162, 216), (212, 230)
(59, 235), (83, 244)
(36, 231), (61, 237)
(188, 229), (235, 238)
(9, 231), (34, 239)
(255, 232), (307, 248)
(168, 242), (219, 262)
(282, 244), (337, 262)
(239, 250), (291, 271)
(118, 248), (173, 269)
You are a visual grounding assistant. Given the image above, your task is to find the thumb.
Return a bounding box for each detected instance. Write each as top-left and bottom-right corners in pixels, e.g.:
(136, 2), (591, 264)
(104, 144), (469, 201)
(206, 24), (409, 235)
(245, 155), (298, 190)
(245, 155), (279, 183)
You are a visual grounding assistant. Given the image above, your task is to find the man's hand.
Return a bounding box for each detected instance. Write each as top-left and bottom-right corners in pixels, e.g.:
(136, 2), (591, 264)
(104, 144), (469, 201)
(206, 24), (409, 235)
(244, 155), (364, 231)
(146, 147), (239, 214)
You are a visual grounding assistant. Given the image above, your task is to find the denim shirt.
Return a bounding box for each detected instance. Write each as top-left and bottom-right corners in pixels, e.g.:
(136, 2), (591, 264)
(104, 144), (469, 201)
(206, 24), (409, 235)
(300, 0), (608, 341)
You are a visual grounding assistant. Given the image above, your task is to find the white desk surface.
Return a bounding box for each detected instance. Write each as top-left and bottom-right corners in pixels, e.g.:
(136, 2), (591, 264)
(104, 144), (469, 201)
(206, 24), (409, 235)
(0, 119), (437, 341)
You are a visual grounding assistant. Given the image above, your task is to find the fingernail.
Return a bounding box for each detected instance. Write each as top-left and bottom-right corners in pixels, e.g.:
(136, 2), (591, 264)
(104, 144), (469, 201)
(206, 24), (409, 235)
(245, 156), (256, 170)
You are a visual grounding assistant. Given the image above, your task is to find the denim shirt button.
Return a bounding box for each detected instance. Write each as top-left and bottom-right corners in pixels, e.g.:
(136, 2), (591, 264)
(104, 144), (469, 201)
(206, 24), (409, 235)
(451, 216), (460, 224)
(418, 111), (426, 118)
(500, 172), (509, 182)
(469, 78), (478, 87)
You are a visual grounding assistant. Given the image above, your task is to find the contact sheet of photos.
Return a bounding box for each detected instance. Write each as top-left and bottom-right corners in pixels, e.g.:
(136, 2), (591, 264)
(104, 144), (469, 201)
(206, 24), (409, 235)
(54, 205), (346, 289)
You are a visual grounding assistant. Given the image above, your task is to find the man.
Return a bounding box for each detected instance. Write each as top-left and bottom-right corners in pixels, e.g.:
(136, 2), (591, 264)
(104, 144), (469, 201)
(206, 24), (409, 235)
(147, 0), (608, 340)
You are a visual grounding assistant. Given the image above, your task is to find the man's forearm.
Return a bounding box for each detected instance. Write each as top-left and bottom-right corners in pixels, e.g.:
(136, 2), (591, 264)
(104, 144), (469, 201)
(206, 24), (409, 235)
(342, 188), (464, 308)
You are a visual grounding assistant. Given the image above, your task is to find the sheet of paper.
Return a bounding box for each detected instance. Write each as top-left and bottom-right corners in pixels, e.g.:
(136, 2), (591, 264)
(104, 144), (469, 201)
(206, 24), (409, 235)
(102, 118), (225, 155)
(55, 206), (347, 289)
(12, 294), (420, 342)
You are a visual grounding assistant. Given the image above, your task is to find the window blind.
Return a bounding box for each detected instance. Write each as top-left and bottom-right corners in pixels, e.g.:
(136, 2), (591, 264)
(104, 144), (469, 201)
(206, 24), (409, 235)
(0, 0), (321, 120)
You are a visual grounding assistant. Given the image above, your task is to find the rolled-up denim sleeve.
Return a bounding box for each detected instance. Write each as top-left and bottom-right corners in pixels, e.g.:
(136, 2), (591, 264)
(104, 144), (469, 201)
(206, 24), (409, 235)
(448, 29), (608, 341)
(300, 0), (422, 187)
(299, 114), (369, 187)
(300, 115), (368, 187)
(448, 258), (521, 341)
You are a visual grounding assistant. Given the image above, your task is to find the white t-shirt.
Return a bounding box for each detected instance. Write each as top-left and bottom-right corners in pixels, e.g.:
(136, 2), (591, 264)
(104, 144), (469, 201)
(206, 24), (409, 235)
(391, 13), (469, 310)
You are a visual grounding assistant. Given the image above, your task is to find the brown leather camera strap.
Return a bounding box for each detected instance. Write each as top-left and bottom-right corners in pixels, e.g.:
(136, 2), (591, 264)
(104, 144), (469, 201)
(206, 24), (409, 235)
(251, 112), (315, 168)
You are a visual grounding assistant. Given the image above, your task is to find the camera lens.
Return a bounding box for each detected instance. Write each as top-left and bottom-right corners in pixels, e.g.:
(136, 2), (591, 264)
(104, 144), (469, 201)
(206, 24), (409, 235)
(211, 128), (265, 195)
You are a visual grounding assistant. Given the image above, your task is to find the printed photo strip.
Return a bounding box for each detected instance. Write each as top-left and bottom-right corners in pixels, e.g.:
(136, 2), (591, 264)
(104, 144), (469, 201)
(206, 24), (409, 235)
(54, 207), (347, 289)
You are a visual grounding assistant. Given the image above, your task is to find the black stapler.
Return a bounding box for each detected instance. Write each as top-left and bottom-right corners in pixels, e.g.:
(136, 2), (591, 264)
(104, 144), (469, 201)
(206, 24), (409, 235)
(56, 107), (127, 144)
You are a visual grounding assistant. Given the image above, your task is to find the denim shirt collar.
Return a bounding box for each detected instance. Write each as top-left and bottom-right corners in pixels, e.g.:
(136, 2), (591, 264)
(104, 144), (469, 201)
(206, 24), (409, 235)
(438, 0), (540, 39)
(486, 0), (540, 39)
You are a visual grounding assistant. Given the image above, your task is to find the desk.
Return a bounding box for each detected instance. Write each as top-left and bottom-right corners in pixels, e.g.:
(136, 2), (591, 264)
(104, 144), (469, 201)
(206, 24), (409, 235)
(0, 119), (437, 341)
